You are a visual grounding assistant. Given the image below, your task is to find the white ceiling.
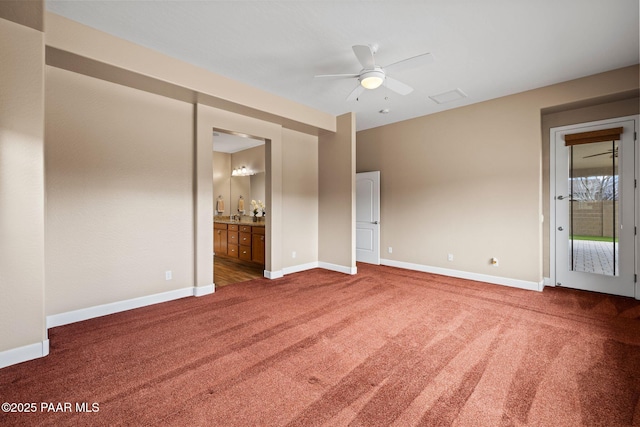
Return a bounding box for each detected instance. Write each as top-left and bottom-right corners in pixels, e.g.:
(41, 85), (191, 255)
(46, 1), (639, 131)
(213, 131), (264, 154)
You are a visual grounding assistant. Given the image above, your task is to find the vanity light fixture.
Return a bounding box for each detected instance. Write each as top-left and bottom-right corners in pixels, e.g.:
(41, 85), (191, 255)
(231, 165), (254, 177)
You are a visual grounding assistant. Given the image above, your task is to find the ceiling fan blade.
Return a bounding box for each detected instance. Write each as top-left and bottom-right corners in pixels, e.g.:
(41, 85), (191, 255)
(314, 73), (360, 79)
(384, 76), (413, 95)
(352, 45), (376, 69)
(346, 84), (365, 101)
(383, 52), (434, 74)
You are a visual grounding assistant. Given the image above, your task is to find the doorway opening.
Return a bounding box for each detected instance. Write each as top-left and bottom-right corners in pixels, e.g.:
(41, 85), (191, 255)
(212, 129), (267, 287)
(550, 116), (638, 298)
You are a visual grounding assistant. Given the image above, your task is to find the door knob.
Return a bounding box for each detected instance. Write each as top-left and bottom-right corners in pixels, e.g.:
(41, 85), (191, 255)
(372, 221), (379, 224)
(558, 226), (564, 231)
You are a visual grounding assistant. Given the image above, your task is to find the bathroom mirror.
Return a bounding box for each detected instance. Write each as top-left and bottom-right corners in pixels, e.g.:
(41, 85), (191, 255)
(230, 172), (265, 215)
(212, 131), (265, 218)
(230, 176), (250, 214)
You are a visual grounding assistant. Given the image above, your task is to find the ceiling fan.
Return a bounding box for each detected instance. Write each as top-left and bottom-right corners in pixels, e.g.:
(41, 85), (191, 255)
(583, 147), (618, 159)
(315, 44), (434, 101)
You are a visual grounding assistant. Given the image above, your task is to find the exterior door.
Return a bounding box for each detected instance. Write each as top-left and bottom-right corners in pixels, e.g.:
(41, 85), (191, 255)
(552, 117), (637, 297)
(356, 171), (380, 264)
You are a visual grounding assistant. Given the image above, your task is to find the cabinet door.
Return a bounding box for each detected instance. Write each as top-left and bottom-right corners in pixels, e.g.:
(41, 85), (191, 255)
(214, 229), (227, 255)
(252, 233), (265, 265)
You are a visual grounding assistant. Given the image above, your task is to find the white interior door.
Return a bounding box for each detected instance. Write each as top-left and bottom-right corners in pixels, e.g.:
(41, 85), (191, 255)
(552, 117), (637, 297)
(356, 171), (380, 264)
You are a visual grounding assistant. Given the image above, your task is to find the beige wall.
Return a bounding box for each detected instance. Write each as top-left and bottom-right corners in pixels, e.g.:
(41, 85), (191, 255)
(45, 67), (194, 315)
(0, 0), (43, 31)
(0, 17), (46, 354)
(282, 129), (319, 269)
(357, 66), (639, 285)
(359, 98), (542, 283)
(319, 113), (357, 271)
(541, 96), (639, 277)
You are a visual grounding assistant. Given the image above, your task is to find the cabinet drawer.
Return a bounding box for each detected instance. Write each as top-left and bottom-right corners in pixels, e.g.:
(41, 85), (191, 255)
(252, 226), (265, 235)
(239, 246), (252, 261)
(239, 232), (251, 246)
(214, 223), (227, 230)
(239, 225), (252, 233)
(227, 244), (238, 258)
(228, 224), (239, 232)
(227, 231), (238, 244)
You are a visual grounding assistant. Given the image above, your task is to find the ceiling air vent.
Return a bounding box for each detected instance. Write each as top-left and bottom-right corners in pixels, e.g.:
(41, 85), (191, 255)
(429, 88), (468, 104)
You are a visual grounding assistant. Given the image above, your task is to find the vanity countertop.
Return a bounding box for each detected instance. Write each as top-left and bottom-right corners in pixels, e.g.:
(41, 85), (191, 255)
(214, 217), (265, 227)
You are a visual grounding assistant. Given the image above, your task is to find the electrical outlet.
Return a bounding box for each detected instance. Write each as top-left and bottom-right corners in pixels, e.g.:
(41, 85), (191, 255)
(388, 247), (393, 254)
(165, 270), (172, 280)
(491, 258), (499, 267)
(292, 251), (297, 259)
(447, 253), (454, 262)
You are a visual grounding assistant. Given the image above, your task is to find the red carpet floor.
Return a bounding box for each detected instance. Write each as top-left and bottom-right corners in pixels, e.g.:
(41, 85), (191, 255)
(1, 264), (639, 426)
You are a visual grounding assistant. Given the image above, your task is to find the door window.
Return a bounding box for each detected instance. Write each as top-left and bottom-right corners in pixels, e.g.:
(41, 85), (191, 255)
(568, 140), (619, 276)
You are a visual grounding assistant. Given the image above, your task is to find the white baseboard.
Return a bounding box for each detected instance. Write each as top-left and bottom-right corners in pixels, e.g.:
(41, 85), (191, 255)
(381, 259), (543, 292)
(193, 284), (215, 297)
(318, 262), (357, 275)
(0, 339), (49, 369)
(46, 286), (197, 329)
(543, 277), (554, 287)
(269, 262), (357, 278)
(264, 270), (284, 279)
(282, 261), (319, 275)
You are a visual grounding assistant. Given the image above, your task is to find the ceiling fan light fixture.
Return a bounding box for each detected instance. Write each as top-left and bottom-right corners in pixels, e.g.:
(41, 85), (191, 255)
(360, 69), (385, 90)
